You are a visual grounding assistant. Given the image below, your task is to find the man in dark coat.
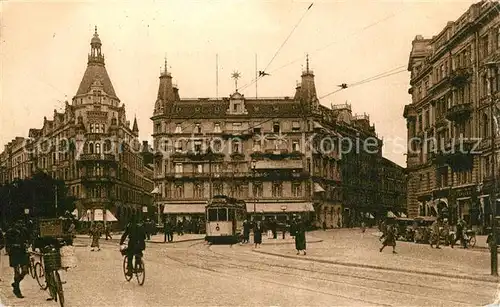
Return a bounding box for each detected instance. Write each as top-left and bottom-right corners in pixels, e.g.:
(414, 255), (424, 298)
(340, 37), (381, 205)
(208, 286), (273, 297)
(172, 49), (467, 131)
(5, 221), (29, 298)
(163, 219), (173, 243)
(120, 216), (146, 276)
(242, 219), (251, 243)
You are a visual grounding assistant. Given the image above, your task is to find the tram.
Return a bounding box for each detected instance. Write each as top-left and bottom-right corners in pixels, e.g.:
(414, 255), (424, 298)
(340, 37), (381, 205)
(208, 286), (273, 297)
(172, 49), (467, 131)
(205, 195), (247, 244)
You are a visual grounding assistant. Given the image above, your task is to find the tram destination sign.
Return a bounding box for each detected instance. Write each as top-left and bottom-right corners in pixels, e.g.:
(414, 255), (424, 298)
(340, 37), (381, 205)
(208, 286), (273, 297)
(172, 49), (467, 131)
(39, 218), (64, 238)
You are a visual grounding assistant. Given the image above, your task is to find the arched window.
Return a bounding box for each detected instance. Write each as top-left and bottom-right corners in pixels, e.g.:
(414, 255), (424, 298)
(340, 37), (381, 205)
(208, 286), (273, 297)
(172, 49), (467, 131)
(101, 124), (105, 133)
(89, 142), (94, 154)
(95, 143), (101, 154)
(90, 124), (95, 133)
(483, 113), (489, 138)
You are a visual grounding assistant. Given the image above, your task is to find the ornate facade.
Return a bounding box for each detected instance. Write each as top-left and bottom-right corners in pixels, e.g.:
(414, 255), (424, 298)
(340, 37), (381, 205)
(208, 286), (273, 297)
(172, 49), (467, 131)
(0, 29), (154, 227)
(404, 0), (500, 229)
(151, 57), (405, 226)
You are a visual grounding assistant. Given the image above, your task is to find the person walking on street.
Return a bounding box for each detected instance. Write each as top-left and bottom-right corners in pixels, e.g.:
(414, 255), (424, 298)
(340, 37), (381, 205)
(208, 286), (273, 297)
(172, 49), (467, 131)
(105, 224), (112, 240)
(379, 223), (397, 254)
(177, 220), (183, 236)
(90, 223), (102, 251)
(361, 220), (366, 233)
(242, 219), (250, 244)
(271, 218), (278, 239)
(294, 216), (307, 255)
(163, 219), (174, 243)
(430, 218), (442, 249)
(5, 221), (29, 298)
(253, 221), (263, 248)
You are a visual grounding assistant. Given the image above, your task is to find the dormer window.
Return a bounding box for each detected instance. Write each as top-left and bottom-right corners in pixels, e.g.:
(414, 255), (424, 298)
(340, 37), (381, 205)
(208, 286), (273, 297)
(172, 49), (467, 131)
(175, 123), (182, 134)
(93, 90), (101, 104)
(214, 123), (222, 133)
(233, 103), (239, 112)
(90, 124), (95, 133)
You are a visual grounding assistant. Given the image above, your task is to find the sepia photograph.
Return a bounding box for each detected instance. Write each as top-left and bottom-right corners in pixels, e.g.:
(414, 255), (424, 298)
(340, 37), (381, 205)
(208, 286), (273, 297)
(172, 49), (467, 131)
(1, 0), (500, 306)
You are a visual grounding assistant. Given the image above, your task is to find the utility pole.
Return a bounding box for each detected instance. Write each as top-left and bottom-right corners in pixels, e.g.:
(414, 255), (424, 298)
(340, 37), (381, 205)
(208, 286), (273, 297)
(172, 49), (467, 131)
(252, 160), (257, 221)
(55, 185), (58, 217)
(486, 61), (498, 276)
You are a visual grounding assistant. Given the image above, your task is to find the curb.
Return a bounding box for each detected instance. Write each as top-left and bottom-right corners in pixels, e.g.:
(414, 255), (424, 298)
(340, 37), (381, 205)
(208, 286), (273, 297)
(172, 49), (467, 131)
(253, 249), (499, 284)
(147, 238), (205, 244)
(259, 238), (323, 246)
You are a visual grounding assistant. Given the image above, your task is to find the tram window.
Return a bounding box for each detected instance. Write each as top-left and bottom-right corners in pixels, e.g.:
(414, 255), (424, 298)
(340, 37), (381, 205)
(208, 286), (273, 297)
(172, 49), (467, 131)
(217, 208), (228, 221)
(228, 209), (235, 221)
(208, 208), (218, 221)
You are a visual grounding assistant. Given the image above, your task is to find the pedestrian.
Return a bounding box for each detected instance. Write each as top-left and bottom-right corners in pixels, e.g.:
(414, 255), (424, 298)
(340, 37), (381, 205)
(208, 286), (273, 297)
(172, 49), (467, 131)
(294, 217), (307, 255)
(242, 219), (250, 243)
(322, 221), (327, 231)
(361, 220), (366, 233)
(253, 221), (263, 248)
(90, 223), (102, 251)
(379, 223), (397, 254)
(5, 221), (29, 298)
(430, 218), (442, 249)
(271, 218), (278, 239)
(177, 220), (183, 236)
(105, 224), (112, 240)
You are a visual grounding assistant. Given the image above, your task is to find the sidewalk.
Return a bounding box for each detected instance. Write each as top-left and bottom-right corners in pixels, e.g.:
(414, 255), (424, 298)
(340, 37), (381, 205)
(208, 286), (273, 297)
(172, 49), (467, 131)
(254, 230), (500, 284)
(74, 233), (205, 245)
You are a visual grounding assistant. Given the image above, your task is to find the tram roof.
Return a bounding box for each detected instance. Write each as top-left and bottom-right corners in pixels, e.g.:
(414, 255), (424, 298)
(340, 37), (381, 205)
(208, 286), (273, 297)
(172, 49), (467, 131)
(206, 195), (246, 208)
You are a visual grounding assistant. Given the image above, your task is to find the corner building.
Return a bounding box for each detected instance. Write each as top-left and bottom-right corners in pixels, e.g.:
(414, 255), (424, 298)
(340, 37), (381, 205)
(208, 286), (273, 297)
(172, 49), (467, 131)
(404, 0), (500, 231)
(1, 29), (154, 228)
(151, 58), (405, 226)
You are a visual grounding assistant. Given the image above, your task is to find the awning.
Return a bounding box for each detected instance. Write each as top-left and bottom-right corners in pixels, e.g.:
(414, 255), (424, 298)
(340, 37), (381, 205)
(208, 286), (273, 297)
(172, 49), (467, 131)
(72, 209), (78, 217)
(163, 204), (206, 214)
(314, 183), (325, 192)
(151, 187), (160, 194)
(400, 213), (407, 218)
(387, 211), (397, 218)
(78, 209), (118, 222)
(245, 202), (314, 213)
(365, 213), (374, 219)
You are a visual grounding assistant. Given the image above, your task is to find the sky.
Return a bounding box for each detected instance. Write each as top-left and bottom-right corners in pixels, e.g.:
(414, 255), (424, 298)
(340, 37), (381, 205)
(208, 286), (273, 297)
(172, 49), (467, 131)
(0, 0), (482, 167)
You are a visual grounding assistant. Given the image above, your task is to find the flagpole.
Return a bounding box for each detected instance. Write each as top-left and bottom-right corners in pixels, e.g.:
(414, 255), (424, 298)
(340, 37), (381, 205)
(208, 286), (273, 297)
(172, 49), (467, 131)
(216, 54), (219, 99)
(255, 54), (258, 99)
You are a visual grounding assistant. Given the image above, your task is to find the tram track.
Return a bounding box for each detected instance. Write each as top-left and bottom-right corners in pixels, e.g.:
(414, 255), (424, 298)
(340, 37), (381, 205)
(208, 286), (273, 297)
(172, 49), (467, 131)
(160, 242), (487, 306)
(206, 244), (494, 302)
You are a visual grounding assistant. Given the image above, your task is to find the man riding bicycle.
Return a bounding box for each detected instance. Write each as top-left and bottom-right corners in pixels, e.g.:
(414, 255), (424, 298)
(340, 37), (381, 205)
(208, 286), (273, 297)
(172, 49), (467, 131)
(119, 215), (146, 276)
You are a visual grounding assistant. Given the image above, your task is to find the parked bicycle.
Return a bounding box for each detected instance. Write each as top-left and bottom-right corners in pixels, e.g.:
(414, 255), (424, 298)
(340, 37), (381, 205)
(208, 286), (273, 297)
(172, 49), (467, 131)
(40, 243), (65, 307)
(120, 245), (145, 286)
(29, 250), (47, 290)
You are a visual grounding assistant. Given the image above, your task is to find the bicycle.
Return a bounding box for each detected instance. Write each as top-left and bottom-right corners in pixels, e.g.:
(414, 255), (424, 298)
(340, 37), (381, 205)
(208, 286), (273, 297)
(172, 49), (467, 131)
(41, 246), (65, 307)
(29, 251), (47, 290)
(121, 247), (145, 286)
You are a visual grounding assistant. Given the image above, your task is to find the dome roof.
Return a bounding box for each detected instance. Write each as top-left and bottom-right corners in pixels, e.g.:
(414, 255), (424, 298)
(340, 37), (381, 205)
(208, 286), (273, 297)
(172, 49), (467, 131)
(91, 26), (101, 45)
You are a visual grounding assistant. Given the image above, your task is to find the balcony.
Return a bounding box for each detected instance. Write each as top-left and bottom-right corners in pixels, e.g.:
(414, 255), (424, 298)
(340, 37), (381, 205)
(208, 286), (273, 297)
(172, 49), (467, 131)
(81, 175), (113, 183)
(251, 149), (304, 160)
(445, 103), (472, 122)
(221, 130), (253, 140)
(450, 67), (472, 87)
(78, 153), (116, 162)
(434, 116), (448, 129)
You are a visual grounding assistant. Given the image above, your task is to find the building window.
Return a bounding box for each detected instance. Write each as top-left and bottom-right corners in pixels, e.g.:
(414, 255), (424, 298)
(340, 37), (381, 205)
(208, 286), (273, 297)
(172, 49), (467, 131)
(212, 182), (222, 196)
(93, 90), (101, 104)
(194, 182), (204, 198)
(95, 143), (101, 154)
(272, 182), (282, 197)
(232, 122), (241, 130)
(194, 140), (202, 153)
(212, 139), (222, 152)
(233, 103), (239, 112)
(292, 121), (300, 131)
(174, 163), (183, 173)
(253, 140), (261, 152)
(292, 182), (302, 197)
(174, 183), (184, 198)
(195, 123), (202, 134)
(156, 123), (161, 133)
(292, 140), (300, 152)
(253, 127), (261, 134)
(214, 123), (222, 133)
(90, 124), (95, 133)
(232, 142), (241, 154)
(253, 182), (263, 197)
(196, 164), (203, 173)
(175, 124), (182, 134)
(273, 123), (280, 133)
(175, 142), (182, 153)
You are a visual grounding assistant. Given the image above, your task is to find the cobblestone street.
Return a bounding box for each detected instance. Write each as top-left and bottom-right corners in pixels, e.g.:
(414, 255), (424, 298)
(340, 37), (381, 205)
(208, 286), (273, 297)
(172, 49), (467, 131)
(0, 229), (496, 306)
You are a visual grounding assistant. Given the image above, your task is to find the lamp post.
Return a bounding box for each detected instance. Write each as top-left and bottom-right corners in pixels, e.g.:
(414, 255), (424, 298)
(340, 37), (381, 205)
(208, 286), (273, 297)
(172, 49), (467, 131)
(281, 205), (287, 239)
(486, 61), (498, 277)
(251, 160), (257, 221)
(151, 188), (160, 226)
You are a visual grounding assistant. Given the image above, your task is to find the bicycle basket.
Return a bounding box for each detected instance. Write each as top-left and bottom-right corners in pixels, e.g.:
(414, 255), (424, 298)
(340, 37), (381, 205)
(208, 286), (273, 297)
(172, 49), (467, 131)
(43, 250), (61, 271)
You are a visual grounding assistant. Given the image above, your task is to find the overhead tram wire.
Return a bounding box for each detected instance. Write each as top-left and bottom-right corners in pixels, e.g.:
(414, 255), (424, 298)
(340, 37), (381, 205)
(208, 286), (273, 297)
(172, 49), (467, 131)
(318, 66), (407, 100)
(239, 2), (314, 92)
(241, 8), (404, 89)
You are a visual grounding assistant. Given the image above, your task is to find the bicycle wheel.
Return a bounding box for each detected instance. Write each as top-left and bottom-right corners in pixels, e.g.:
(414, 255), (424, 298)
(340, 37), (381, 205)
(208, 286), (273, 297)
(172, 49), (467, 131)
(29, 258), (36, 279)
(34, 262), (47, 290)
(123, 256), (132, 282)
(469, 236), (476, 248)
(135, 259), (145, 286)
(53, 271), (65, 307)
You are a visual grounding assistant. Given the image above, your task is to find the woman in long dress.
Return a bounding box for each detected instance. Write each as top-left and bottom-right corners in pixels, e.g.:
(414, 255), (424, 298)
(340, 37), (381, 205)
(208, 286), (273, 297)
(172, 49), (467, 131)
(253, 221), (263, 248)
(295, 218), (307, 255)
(90, 223), (102, 251)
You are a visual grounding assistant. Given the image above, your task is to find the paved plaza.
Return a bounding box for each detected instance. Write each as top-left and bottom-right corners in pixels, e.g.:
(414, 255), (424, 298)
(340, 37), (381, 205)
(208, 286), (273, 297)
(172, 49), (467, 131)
(0, 229), (497, 306)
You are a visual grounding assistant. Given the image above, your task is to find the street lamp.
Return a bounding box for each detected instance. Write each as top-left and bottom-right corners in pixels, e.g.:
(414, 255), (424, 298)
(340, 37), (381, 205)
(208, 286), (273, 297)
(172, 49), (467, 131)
(281, 205), (287, 239)
(251, 160), (257, 220)
(151, 187), (161, 226)
(486, 60), (498, 277)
